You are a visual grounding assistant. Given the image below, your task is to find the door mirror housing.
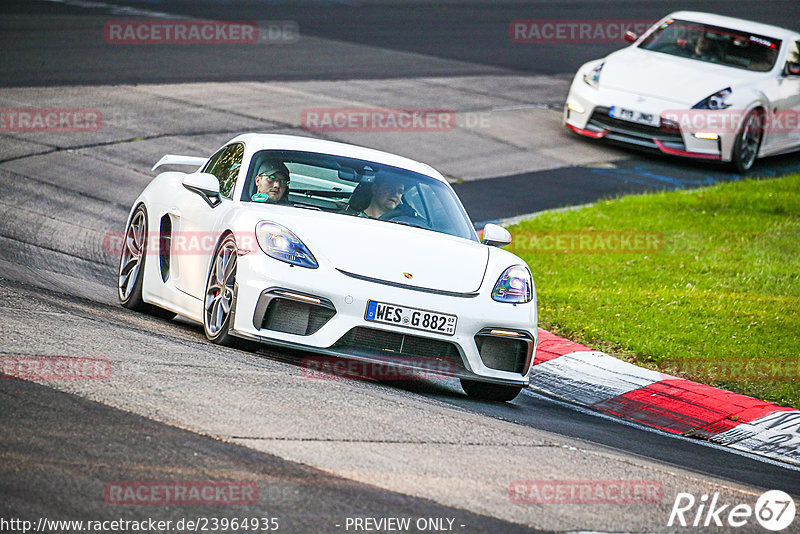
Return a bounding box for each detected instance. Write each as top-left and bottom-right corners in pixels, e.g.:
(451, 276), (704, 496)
(785, 62), (800, 76)
(182, 172), (221, 207)
(624, 30), (638, 43)
(482, 223), (512, 247)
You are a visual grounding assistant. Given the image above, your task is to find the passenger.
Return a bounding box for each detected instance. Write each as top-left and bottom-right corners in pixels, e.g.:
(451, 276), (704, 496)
(252, 160), (291, 204)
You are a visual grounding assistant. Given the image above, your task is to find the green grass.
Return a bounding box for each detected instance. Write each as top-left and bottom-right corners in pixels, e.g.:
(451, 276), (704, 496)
(506, 173), (800, 408)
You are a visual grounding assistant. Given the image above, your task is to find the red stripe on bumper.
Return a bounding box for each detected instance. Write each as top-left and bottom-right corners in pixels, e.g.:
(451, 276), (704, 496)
(566, 123), (607, 139)
(654, 139), (720, 160)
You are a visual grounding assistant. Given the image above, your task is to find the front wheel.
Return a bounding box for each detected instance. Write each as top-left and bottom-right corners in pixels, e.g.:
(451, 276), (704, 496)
(203, 234), (258, 350)
(731, 109), (763, 173)
(460, 378), (523, 402)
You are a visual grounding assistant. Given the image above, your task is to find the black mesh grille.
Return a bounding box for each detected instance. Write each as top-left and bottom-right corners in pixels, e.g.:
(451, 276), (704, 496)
(261, 298), (335, 336)
(333, 327), (462, 363)
(475, 335), (528, 374)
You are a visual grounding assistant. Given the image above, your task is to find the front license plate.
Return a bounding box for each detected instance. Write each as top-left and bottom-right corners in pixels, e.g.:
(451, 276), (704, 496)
(365, 300), (457, 336)
(609, 105), (660, 127)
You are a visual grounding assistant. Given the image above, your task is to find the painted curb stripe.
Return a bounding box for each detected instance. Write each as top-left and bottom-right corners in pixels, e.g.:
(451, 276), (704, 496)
(533, 328), (590, 365)
(591, 379), (787, 435)
(529, 350), (667, 406)
(717, 410), (800, 466)
(531, 329), (799, 466)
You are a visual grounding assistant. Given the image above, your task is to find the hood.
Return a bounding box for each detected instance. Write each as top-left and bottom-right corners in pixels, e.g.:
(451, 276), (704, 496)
(261, 209), (488, 294)
(599, 47), (761, 106)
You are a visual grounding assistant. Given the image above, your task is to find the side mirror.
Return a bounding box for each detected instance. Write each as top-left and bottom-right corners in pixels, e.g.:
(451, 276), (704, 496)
(785, 62), (800, 76)
(182, 172), (221, 207)
(624, 30), (638, 43)
(482, 223), (512, 247)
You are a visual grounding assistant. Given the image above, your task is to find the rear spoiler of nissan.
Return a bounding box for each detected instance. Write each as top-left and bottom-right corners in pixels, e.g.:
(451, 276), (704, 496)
(151, 154), (208, 172)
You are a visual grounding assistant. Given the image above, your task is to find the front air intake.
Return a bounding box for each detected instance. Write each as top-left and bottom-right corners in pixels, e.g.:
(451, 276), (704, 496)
(474, 329), (534, 374)
(254, 289), (336, 336)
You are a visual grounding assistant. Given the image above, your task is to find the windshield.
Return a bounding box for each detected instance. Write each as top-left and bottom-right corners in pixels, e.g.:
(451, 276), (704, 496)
(242, 150), (478, 242)
(638, 19), (781, 72)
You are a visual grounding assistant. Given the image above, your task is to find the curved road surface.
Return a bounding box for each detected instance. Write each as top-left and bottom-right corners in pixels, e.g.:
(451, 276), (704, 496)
(1, 1), (799, 532)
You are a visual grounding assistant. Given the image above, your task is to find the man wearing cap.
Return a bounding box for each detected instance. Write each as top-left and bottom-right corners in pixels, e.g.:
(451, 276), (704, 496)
(252, 160), (291, 204)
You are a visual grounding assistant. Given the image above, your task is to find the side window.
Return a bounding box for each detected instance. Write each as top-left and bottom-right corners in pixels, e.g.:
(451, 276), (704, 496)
(792, 41), (800, 64)
(203, 143), (244, 198)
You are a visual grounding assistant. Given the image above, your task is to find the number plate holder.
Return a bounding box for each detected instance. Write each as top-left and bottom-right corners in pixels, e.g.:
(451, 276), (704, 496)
(365, 300), (457, 336)
(609, 105), (661, 127)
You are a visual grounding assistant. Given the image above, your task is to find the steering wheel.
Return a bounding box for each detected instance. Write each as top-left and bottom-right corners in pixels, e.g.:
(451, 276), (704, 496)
(384, 214), (430, 229)
(379, 206), (430, 229)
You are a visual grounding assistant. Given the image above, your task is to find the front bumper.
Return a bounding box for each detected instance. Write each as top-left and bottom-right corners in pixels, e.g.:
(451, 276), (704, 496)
(229, 253), (537, 386)
(564, 78), (734, 162)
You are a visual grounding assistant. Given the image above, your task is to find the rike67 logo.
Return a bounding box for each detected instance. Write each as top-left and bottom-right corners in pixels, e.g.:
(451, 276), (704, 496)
(668, 490), (796, 531)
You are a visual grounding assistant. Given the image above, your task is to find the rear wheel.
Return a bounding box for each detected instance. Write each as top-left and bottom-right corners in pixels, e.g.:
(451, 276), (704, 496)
(460, 378), (523, 402)
(203, 234), (258, 350)
(731, 109), (764, 173)
(118, 205), (175, 319)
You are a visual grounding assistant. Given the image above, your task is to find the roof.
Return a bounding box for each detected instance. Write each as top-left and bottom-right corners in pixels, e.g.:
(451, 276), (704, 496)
(226, 133), (447, 184)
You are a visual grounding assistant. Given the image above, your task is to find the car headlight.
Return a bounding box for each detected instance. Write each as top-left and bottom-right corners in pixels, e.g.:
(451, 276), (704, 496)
(692, 87), (732, 110)
(583, 62), (604, 89)
(255, 221), (318, 269)
(492, 266), (533, 304)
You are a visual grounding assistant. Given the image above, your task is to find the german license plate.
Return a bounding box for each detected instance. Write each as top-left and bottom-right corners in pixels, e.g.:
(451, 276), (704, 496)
(609, 105), (660, 127)
(365, 300), (456, 336)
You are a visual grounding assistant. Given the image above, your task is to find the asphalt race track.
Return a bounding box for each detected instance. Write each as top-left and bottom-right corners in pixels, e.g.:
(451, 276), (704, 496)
(2, 1), (800, 532)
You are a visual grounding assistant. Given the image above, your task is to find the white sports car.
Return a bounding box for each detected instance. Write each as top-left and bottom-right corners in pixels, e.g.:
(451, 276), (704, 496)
(564, 11), (800, 171)
(118, 134), (537, 401)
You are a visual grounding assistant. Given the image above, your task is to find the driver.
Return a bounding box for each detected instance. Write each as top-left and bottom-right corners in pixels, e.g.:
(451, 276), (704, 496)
(362, 175), (405, 219)
(692, 32), (721, 61)
(252, 160), (291, 204)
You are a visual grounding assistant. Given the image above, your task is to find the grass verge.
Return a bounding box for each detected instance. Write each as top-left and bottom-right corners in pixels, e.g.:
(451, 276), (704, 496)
(506, 173), (800, 408)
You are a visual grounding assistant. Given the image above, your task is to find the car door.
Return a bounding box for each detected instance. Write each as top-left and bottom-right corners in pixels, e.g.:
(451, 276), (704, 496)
(174, 142), (245, 300)
(779, 41), (800, 149)
(763, 41), (800, 152)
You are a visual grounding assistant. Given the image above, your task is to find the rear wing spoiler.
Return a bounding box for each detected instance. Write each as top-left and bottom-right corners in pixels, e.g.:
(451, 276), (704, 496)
(151, 154), (208, 172)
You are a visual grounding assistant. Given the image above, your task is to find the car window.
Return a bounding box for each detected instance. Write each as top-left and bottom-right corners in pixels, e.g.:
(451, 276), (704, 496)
(203, 143), (244, 198)
(639, 19), (781, 72)
(242, 149), (478, 242)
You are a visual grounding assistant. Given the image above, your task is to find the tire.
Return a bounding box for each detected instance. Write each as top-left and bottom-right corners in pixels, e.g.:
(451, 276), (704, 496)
(460, 378), (523, 402)
(203, 233), (258, 351)
(118, 205), (175, 320)
(731, 109), (764, 173)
